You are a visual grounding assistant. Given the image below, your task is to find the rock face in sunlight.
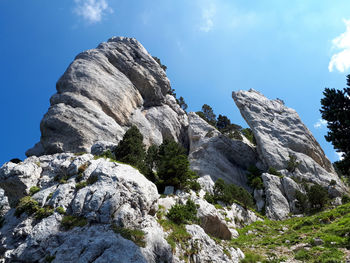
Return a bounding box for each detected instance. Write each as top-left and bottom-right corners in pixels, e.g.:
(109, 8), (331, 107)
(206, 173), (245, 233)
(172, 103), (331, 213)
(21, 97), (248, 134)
(26, 37), (188, 156)
(187, 112), (261, 189)
(233, 89), (347, 219)
(2, 36), (349, 262)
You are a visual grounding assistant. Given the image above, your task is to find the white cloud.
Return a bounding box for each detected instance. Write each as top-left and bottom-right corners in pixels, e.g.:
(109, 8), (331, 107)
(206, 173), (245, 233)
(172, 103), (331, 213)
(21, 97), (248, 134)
(199, 4), (216, 32)
(335, 152), (344, 161)
(314, 119), (327, 129)
(329, 19), (350, 72)
(74, 0), (112, 23)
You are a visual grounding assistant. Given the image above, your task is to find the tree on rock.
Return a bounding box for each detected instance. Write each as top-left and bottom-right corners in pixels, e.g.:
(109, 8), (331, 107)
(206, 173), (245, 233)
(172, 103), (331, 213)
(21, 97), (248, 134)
(197, 104), (216, 126)
(114, 126), (146, 169)
(178, 96), (188, 111)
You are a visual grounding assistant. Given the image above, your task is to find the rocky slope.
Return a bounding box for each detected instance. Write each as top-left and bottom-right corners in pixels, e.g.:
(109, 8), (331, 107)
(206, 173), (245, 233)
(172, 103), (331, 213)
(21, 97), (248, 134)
(0, 37), (348, 262)
(0, 153), (254, 262)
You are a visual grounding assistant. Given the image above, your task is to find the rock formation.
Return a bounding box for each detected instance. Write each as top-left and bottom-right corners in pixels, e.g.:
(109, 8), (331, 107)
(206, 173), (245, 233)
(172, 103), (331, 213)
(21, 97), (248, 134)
(233, 89), (347, 219)
(0, 153), (247, 262)
(1, 37), (348, 262)
(26, 37), (188, 156)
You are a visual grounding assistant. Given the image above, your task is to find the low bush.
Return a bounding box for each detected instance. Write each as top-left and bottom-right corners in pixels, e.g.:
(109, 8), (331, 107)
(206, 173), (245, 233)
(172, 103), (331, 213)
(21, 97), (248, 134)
(268, 167), (282, 177)
(286, 154), (300, 173)
(29, 186), (40, 196)
(241, 128), (256, 145)
(35, 207), (54, 220)
(15, 196), (39, 217)
(61, 215), (87, 230)
(15, 196), (53, 220)
(295, 190), (308, 213)
(211, 178), (254, 209)
(341, 194), (350, 204)
(112, 225), (146, 247)
(307, 184), (329, 210)
(56, 207), (66, 215)
(246, 165), (264, 190)
(167, 199), (198, 224)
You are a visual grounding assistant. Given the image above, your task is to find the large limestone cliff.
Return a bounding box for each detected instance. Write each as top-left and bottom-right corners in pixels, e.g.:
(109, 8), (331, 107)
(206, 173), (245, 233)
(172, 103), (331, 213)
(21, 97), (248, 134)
(26, 37), (188, 156)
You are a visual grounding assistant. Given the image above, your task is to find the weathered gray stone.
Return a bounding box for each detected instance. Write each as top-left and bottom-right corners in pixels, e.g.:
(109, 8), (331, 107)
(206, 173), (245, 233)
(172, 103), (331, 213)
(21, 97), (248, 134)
(26, 37), (188, 156)
(163, 186), (174, 195)
(254, 189), (265, 212)
(90, 141), (118, 156)
(232, 89), (346, 195)
(262, 173), (290, 220)
(188, 112), (259, 188)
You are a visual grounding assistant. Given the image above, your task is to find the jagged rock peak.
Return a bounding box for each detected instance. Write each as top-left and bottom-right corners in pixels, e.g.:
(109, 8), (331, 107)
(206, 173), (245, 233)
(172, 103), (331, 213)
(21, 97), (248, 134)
(26, 37), (188, 157)
(232, 89), (347, 219)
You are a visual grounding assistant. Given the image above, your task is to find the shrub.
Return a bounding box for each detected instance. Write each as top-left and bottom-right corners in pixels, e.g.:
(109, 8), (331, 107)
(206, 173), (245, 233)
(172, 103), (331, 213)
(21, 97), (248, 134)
(15, 196), (39, 217)
(56, 207), (66, 215)
(341, 194), (350, 204)
(112, 225), (146, 247)
(307, 184), (329, 210)
(29, 186), (40, 196)
(228, 130), (243, 141)
(114, 125), (146, 169)
(61, 215), (87, 230)
(246, 165), (263, 190)
(213, 178), (254, 208)
(75, 181), (87, 190)
(295, 190), (308, 213)
(268, 167), (282, 177)
(287, 154), (300, 173)
(167, 199), (198, 224)
(204, 192), (215, 204)
(241, 128), (256, 145)
(35, 207), (54, 220)
(86, 174), (98, 185)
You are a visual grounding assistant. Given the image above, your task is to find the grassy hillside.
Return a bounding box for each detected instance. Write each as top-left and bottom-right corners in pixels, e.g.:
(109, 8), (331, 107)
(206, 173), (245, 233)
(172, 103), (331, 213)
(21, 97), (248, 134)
(231, 203), (350, 263)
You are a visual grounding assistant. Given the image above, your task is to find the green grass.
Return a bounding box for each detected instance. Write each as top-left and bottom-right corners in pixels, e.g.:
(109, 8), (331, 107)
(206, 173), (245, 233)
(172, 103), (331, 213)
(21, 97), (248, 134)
(15, 196), (54, 220)
(29, 186), (40, 196)
(112, 225), (146, 247)
(61, 215), (87, 230)
(232, 203), (350, 263)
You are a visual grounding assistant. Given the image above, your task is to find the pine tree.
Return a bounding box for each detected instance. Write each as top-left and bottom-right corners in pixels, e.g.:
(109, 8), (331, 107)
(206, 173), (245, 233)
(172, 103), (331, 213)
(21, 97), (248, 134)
(178, 96), (188, 111)
(114, 126), (146, 168)
(320, 75), (350, 176)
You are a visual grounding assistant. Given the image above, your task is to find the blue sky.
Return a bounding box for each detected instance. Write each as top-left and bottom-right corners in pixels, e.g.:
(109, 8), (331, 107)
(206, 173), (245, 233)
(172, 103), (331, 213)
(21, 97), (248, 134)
(1, 0), (350, 164)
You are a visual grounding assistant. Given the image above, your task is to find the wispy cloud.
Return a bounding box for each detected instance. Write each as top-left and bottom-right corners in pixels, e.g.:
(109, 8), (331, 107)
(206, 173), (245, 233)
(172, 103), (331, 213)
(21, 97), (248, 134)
(314, 119), (327, 129)
(329, 19), (350, 72)
(74, 0), (112, 24)
(199, 4), (216, 32)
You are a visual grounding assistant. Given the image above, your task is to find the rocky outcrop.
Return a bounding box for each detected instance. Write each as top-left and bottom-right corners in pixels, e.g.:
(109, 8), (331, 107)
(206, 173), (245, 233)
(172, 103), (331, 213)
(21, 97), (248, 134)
(232, 89), (346, 195)
(0, 153), (254, 262)
(188, 112), (260, 188)
(26, 37), (188, 156)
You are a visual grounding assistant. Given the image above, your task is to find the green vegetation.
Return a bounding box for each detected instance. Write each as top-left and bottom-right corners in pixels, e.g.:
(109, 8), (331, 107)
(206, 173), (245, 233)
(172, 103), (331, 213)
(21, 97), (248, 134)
(196, 104), (217, 126)
(241, 128), (256, 145)
(74, 152), (87, 156)
(155, 139), (198, 191)
(246, 165), (263, 190)
(56, 206), (66, 215)
(61, 215), (87, 230)
(205, 178), (254, 209)
(232, 202), (350, 263)
(114, 125), (146, 169)
(178, 96), (188, 111)
(29, 186), (40, 196)
(15, 196), (53, 220)
(286, 154), (300, 173)
(320, 75), (350, 179)
(75, 174), (99, 190)
(167, 199), (198, 224)
(112, 225), (146, 247)
(152, 56), (167, 71)
(45, 255), (56, 263)
(268, 167), (282, 177)
(157, 205), (194, 258)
